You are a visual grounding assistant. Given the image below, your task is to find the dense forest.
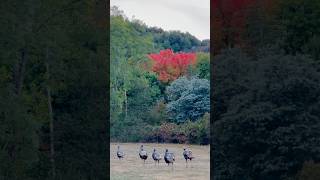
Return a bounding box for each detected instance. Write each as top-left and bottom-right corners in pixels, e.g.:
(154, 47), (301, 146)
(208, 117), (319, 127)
(110, 6), (210, 144)
(0, 1), (107, 179)
(212, 0), (320, 179)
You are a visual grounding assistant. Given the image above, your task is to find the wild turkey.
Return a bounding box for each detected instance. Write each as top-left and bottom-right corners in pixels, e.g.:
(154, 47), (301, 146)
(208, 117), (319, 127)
(164, 149), (175, 168)
(152, 148), (162, 165)
(183, 148), (194, 167)
(139, 145), (148, 164)
(116, 145), (124, 160)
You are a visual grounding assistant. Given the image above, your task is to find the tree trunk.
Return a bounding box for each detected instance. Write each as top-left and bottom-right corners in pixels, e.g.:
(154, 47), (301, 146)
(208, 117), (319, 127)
(124, 89), (128, 120)
(14, 48), (27, 96)
(9, 48), (28, 178)
(46, 47), (56, 179)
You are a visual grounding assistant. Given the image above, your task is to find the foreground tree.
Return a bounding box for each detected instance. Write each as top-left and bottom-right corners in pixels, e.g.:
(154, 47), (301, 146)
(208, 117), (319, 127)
(1, 0), (108, 179)
(213, 48), (320, 179)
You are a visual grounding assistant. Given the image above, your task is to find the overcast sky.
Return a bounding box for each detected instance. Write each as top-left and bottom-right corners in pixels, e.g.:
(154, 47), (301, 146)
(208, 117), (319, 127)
(110, 0), (210, 40)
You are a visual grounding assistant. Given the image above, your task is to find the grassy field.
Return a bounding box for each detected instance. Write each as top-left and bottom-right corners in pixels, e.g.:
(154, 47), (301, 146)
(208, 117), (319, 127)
(110, 143), (210, 180)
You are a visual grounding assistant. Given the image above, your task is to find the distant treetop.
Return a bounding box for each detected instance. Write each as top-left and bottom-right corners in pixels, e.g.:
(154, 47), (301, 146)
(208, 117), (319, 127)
(148, 49), (196, 83)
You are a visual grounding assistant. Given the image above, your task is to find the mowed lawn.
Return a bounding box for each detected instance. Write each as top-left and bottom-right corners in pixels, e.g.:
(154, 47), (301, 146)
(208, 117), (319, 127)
(110, 143), (210, 180)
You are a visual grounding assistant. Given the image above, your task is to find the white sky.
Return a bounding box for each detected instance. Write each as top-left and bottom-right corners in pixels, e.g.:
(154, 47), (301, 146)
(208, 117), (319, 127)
(110, 0), (210, 40)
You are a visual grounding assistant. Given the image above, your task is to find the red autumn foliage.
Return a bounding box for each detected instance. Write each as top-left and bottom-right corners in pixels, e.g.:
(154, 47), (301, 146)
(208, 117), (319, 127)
(148, 49), (196, 83)
(212, 0), (279, 54)
(212, 0), (255, 54)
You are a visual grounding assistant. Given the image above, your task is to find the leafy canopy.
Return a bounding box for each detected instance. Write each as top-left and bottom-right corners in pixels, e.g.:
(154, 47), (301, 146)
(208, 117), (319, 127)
(166, 77), (210, 123)
(148, 49), (196, 83)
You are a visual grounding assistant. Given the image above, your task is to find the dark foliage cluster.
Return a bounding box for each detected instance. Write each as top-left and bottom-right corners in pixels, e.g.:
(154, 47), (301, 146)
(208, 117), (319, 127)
(213, 48), (320, 179)
(0, 0), (108, 179)
(213, 0), (320, 179)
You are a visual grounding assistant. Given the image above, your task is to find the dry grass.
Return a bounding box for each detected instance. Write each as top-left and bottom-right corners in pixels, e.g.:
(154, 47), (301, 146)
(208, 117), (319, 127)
(110, 143), (210, 180)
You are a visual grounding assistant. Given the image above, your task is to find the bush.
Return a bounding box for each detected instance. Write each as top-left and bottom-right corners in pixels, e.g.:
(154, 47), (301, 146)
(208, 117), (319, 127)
(182, 113), (210, 145)
(144, 113), (210, 144)
(152, 122), (186, 143)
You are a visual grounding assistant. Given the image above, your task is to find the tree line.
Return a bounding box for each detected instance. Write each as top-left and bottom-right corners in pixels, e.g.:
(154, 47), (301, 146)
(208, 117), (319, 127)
(110, 6), (210, 144)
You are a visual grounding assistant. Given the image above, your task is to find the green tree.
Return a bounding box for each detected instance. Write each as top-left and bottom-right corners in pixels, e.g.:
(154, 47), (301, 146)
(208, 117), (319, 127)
(194, 52), (210, 79)
(166, 77), (210, 123)
(153, 30), (201, 52)
(110, 10), (162, 142)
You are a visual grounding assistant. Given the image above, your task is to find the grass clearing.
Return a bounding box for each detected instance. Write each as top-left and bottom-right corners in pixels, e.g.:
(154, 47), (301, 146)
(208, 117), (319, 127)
(110, 143), (210, 180)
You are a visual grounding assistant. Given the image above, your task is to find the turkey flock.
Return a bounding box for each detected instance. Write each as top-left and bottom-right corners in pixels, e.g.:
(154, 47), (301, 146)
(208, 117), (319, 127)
(116, 145), (194, 168)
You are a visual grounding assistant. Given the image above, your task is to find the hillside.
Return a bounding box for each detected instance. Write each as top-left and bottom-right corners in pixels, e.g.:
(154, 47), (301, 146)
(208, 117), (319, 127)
(110, 6), (210, 144)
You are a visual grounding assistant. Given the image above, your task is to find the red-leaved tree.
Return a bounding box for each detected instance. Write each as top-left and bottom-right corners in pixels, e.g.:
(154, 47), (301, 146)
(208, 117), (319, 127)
(148, 49), (196, 83)
(212, 0), (279, 54)
(212, 0), (255, 54)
